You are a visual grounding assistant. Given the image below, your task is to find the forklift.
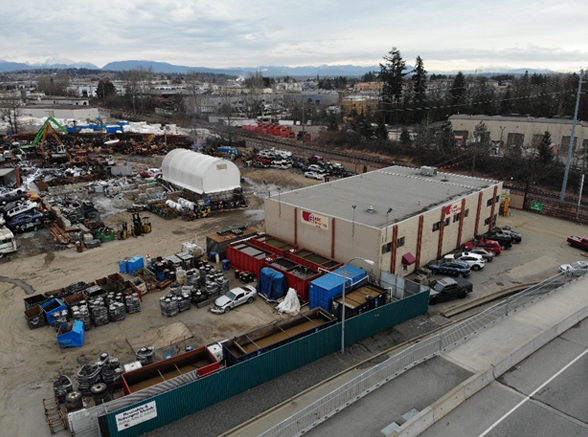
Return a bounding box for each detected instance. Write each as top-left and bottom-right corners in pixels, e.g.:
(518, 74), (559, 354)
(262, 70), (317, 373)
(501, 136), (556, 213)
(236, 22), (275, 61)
(118, 222), (129, 240)
(131, 213), (152, 237)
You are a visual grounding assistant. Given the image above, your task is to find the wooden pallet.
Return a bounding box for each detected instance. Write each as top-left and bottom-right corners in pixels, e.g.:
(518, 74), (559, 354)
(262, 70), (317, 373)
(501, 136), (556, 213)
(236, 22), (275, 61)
(43, 397), (68, 435)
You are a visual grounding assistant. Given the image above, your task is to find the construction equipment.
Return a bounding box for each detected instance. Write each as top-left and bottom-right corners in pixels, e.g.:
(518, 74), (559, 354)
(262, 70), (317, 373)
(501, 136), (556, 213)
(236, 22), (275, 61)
(118, 222), (129, 240)
(131, 213), (152, 236)
(33, 117), (72, 162)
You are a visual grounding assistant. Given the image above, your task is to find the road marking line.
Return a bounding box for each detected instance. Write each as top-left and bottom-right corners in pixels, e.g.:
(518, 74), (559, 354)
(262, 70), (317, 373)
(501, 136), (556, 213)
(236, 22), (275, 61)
(478, 347), (588, 437)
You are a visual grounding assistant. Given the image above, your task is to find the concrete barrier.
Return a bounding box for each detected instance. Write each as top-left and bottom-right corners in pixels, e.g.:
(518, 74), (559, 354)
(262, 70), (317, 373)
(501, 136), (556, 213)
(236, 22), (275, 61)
(391, 299), (588, 437)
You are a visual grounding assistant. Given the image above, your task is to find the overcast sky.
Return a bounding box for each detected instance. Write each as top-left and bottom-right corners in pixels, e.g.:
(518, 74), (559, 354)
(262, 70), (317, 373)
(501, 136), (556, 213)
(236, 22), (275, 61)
(2, 0), (586, 72)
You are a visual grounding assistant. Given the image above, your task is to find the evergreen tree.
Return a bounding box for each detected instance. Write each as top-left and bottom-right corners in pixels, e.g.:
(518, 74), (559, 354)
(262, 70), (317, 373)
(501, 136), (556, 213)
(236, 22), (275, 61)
(411, 56), (428, 123)
(449, 72), (466, 111)
(537, 131), (553, 165)
(96, 79), (117, 101)
(379, 47), (407, 124)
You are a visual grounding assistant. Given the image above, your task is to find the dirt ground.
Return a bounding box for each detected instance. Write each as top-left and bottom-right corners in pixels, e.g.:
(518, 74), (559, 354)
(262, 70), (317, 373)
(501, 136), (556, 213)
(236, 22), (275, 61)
(0, 158), (321, 437)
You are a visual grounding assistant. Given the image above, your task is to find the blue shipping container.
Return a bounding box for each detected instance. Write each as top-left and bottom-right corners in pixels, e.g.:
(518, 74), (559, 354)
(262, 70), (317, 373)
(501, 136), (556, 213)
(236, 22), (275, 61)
(127, 256), (145, 274)
(309, 265), (369, 312)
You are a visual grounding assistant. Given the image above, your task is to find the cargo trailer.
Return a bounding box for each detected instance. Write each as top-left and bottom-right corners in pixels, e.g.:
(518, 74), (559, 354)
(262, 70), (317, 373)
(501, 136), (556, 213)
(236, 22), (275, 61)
(222, 308), (336, 367)
(122, 346), (220, 395)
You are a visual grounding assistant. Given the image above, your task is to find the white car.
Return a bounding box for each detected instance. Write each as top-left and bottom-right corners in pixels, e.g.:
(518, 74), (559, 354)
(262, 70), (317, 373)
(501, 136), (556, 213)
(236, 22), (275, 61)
(559, 260), (588, 274)
(213, 285), (257, 313)
(307, 164), (325, 173)
(5, 200), (39, 219)
(443, 252), (486, 271)
(304, 171), (324, 180)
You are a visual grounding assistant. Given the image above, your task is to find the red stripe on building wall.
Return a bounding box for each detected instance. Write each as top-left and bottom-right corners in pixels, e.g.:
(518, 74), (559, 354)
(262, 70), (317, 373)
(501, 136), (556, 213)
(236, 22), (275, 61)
(489, 186), (498, 231)
(416, 216), (424, 269)
(437, 208), (447, 259)
(331, 218), (336, 259)
(390, 225), (398, 274)
(294, 207), (298, 245)
(474, 192), (483, 237)
(456, 198), (466, 248)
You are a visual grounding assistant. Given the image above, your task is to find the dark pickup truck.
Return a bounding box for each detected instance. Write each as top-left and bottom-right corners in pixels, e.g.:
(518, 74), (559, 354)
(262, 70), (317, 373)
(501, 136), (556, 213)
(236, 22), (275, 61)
(428, 277), (473, 304)
(567, 235), (588, 251)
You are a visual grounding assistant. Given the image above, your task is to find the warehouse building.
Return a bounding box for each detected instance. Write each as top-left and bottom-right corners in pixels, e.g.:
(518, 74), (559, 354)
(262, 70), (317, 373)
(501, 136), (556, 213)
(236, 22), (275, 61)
(264, 165), (502, 280)
(162, 149), (241, 194)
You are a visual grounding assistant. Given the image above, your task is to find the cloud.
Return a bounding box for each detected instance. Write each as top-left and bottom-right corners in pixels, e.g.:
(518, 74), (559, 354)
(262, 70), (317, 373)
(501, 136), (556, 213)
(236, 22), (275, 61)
(1, 0), (586, 71)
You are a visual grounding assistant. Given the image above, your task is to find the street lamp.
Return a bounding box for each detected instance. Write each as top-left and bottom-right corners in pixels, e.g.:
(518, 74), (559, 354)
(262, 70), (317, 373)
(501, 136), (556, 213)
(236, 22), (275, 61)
(341, 256), (375, 354)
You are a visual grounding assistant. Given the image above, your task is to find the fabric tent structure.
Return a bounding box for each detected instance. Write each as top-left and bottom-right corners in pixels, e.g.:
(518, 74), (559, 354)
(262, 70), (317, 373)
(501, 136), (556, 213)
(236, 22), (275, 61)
(162, 149), (241, 194)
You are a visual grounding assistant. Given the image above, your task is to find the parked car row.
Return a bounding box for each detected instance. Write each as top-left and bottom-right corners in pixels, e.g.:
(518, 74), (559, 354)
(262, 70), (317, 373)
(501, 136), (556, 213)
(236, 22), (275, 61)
(427, 226), (523, 305)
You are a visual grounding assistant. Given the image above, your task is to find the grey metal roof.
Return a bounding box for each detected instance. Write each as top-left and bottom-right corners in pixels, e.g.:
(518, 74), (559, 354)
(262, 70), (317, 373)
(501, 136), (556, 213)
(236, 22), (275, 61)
(272, 165), (498, 229)
(449, 114), (588, 127)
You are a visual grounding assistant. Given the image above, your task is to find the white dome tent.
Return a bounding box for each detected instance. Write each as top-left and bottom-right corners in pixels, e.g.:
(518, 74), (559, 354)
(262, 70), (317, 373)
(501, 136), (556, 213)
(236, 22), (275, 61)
(162, 149), (241, 194)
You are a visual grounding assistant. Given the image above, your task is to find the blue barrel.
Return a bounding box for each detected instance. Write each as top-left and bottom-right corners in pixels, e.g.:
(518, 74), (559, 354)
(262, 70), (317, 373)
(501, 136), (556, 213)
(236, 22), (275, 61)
(222, 259), (231, 271)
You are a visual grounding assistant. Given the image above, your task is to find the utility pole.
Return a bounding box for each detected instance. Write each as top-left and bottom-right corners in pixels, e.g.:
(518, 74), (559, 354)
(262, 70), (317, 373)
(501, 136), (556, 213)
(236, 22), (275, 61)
(560, 70), (585, 202)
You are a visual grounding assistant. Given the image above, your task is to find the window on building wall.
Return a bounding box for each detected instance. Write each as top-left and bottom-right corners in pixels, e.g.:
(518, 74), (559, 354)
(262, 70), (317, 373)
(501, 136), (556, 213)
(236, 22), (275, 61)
(444, 217), (450, 226)
(397, 236), (405, 248)
(484, 217), (491, 226)
(465, 209), (469, 217)
(453, 212), (461, 223)
(382, 242), (392, 254)
(496, 195), (500, 203)
(432, 222), (441, 232)
(493, 213), (498, 226)
(487, 198), (493, 207)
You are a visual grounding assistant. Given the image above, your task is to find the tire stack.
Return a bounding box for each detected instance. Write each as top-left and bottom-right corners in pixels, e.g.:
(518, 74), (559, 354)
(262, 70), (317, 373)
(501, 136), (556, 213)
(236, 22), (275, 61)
(89, 297), (109, 326)
(90, 382), (111, 404)
(205, 280), (219, 299)
(53, 309), (69, 328)
(185, 269), (200, 286)
(124, 293), (141, 314)
(64, 391), (84, 412)
(217, 276), (230, 294)
(108, 301), (126, 322)
(136, 346), (156, 365)
(160, 295), (179, 317)
(191, 288), (206, 305)
(77, 364), (102, 396)
(100, 355), (123, 390)
(71, 301), (92, 331)
(177, 291), (191, 312)
(53, 375), (73, 403)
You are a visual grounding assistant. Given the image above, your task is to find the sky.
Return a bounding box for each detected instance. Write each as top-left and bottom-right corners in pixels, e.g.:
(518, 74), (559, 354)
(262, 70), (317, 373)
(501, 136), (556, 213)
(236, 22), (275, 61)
(1, 0), (587, 73)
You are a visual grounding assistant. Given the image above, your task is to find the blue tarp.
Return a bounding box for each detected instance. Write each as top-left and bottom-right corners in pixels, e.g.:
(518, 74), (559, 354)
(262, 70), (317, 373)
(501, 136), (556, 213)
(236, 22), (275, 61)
(257, 267), (288, 300)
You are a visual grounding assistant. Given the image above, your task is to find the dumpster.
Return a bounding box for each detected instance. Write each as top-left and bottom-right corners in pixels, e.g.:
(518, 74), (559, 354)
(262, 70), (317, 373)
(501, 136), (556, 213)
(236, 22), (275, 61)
(57, 320), (85, 348)
(41, 298), (68, 325)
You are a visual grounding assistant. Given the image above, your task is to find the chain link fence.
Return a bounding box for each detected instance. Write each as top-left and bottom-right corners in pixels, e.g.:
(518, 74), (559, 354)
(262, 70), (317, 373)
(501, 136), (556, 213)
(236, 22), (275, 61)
(258, 271), (586, 437)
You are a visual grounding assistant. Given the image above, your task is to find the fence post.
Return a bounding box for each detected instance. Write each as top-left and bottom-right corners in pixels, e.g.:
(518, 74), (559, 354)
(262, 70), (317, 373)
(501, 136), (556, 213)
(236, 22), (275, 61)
(438, 333), (444, 352)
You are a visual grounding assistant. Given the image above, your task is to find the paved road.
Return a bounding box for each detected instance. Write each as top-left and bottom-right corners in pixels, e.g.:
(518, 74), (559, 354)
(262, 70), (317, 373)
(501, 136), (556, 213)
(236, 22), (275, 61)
(420, 317), (588, 437)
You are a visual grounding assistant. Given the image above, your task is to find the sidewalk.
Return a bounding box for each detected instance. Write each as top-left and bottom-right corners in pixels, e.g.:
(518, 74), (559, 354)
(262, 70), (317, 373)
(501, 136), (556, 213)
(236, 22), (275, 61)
(222, 274), (588, 437)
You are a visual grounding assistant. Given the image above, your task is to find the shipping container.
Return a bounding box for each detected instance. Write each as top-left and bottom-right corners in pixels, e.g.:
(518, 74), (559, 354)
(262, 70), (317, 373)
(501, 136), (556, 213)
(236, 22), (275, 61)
(331, 283), (390, 321)
(222, 308), (336, 367)
(226, 242), (271, 277)
(121, 346), (220, 395)
(249, 234), (296, 257)
(265, 258), (323, 302)
(287, 249), (342, 273)
(308, 265), (368, 312)
(206, 228), (257, 260)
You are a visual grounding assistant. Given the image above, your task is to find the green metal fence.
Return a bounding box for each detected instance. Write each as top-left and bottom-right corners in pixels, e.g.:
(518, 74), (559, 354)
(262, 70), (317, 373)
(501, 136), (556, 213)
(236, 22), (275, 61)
(100, 292), (429, 437)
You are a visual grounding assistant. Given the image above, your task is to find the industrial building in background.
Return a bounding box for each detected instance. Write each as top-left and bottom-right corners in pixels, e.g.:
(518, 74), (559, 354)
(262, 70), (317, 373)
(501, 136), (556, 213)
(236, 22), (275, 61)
(264, 165), (503, 280)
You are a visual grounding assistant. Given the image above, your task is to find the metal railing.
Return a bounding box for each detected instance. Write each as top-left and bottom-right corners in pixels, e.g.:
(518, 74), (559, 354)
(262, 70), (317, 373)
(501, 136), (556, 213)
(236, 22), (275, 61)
(257, 271), (586, 437)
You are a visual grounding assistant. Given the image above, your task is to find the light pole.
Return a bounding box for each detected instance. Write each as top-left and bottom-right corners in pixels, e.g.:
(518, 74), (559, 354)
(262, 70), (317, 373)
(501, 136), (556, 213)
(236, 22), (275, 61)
(351, 204), (357, 236)
(385, 207), (393, 242)
(341, 256), (375, 354)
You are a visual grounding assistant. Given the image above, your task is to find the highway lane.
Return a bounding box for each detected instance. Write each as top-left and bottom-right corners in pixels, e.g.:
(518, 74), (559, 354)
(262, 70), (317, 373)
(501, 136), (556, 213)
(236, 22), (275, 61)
(420, 317), (588, 437)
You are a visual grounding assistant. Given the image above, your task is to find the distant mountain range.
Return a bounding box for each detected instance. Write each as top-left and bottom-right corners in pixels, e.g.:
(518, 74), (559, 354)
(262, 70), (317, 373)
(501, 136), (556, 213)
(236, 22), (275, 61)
(0, 58), (555, 77)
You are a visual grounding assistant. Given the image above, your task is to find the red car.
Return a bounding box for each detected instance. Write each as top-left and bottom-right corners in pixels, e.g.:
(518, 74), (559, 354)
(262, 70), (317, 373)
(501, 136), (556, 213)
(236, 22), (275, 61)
(139, 170), (157, 178)
(464, 238), (502, 255)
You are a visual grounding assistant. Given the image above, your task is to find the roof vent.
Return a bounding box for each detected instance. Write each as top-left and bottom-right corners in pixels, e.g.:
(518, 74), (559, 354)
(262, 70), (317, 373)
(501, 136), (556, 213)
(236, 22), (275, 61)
(366, 205), (376, 213)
